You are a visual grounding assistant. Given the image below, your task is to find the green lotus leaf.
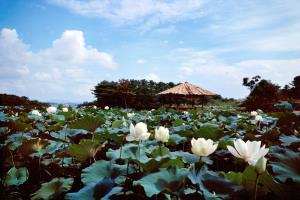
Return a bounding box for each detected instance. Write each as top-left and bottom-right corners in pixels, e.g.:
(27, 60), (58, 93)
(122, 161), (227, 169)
(193, 124), (223, 140)
(0, 111), (7, 121)
(68, 139), (103, 162)
(170, 151), (199, 164)
(258, 172), (290, 199)
(134, 167), (188, 197)
(17, 138), (50, 156)
(279, 135), (300, 147)
(66, 179), (122, 200)
(188, 165), (241, 199)
(150, 146), (170, 158)
(81, 160), (128, 185)
(106, 143), (149, 161)
(93, 130), (124, 144)
(111, 120), (123, 128)
(133, 156), (185, 172)
(5, 132), (32, 151)
(50, 114), (65, 123)
(68, 115), (104, 132)
(221, 171), (243, 185)
(8, 121), (32, 132)
(172, 119), (186, 126)
(222, 166), (269, 195)
(270, 149), (300, 183)
(35, 122), (46, 131)
(167, 134), (187, 145)
(31, 177), (73, 200)
(4, 167), (29, 186)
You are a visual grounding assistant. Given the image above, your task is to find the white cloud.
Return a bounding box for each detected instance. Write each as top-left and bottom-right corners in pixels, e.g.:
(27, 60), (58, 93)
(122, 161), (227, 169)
(36, 30), (117, 69)
(49, 0), (206, 29)
(33, 72), (52, 81)
(0, 28), (118, 102)
(176, 48), (300, 98)
(136, 59), (147, 64)
(145, 73), (160, 82)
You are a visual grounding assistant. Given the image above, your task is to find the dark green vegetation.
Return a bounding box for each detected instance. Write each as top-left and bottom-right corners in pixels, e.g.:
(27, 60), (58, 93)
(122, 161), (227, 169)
(0, 105), (300, 199)
(0, 94), (49, 109)
(92, 79), (176, 109)
(91, 79), (223, 110)
(242, 75), (300, 111)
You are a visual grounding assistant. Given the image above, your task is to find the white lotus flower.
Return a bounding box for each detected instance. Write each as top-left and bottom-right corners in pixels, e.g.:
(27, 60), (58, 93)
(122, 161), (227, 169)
(155, 126), (169, 143)
(127, 112), (135, 118)
(93, 105), (97, 109)
(46, 106), (57, 113)
(255, 115), (263, 122)
(104, 106), (109, 110)
(227, 139), (269, 165)
(191, 138), (218, 157)
(31, 110), (42, 116)
(126, 122), (151, 141)
(62, 107), (68, 112)
(212, 118), (217, 123)
(251, 111), (258, 116)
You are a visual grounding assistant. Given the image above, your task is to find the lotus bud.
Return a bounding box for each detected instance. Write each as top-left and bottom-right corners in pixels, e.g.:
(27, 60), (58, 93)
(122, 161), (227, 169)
(255, 156), (267, 174)
(62, 107), (68, 112)
(191, 138), (218, 157)
(155, 126), (169, 143)
(104, 106), (109, 110)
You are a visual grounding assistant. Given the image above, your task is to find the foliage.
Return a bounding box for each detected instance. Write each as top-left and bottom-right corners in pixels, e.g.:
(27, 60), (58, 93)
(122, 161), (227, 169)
(242, 78), (280, 111)
(31, 177), (74, 200)
(92, 79), (176, 109)
(0, 104), (299, 199)
(0, 93), (48, 109)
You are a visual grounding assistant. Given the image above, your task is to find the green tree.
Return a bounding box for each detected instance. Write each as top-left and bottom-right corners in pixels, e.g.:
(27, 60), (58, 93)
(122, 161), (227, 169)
(242, 78), (280, 111)
(291, 76), (300, 98)
(92, 79), (176, 109)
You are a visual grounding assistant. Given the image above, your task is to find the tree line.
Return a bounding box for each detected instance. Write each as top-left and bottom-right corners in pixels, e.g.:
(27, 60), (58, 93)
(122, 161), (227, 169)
(242, 75), (300, 111)
(92, 79), (177, 109)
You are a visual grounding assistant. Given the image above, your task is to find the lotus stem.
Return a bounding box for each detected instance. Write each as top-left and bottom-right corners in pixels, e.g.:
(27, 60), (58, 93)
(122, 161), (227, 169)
(8, 149), (15, 167)
(159, 142), (162, 156)
(253, 173), (260, 200)
(138, 141), (141, 172)
(119, 143), (123, 159)
(126, 161), (129, 178)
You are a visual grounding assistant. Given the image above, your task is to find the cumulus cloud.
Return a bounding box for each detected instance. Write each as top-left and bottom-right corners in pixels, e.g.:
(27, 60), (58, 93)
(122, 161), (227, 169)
(0, 28), (118, 101)
(36, 30), (117, 69)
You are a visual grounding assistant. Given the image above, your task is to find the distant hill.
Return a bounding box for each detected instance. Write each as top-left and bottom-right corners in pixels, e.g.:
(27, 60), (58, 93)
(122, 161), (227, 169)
(0, 93), (49, 109)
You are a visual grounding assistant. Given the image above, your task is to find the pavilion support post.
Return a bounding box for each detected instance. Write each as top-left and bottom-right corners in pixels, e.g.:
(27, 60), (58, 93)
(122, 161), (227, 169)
(201, 96), (204, 110)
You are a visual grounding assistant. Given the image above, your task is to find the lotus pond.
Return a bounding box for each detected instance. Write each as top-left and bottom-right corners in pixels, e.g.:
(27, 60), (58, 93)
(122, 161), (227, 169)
(0, 105), (300, 199)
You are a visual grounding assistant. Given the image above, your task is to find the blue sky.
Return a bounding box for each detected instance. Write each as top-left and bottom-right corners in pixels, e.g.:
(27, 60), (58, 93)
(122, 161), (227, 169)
(0, 0), (300, 102)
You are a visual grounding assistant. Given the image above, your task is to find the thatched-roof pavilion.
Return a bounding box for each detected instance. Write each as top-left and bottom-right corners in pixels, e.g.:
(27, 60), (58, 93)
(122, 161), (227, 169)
(157, 82), (217, 110)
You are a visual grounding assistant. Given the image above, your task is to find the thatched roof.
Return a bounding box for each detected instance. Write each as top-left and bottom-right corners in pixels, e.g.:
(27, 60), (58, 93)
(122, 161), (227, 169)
(157, 82), (217, 96)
